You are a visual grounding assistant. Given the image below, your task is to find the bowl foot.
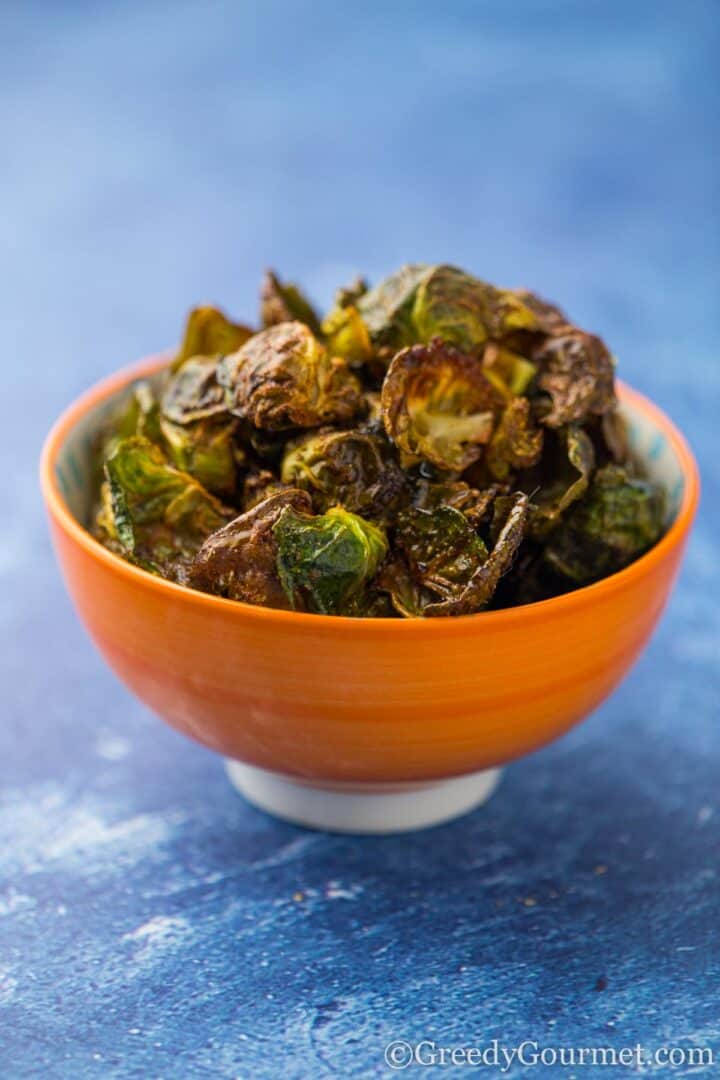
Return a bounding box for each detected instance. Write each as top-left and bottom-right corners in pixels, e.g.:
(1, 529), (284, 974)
(224, 761), (502, 834)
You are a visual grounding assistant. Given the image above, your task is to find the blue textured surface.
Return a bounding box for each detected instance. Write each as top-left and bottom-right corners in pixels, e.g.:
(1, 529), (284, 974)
(2, 3), (719, 1077)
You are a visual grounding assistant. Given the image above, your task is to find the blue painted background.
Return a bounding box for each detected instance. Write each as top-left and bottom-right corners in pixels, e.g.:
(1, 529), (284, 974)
(2, 2), (718, 1077)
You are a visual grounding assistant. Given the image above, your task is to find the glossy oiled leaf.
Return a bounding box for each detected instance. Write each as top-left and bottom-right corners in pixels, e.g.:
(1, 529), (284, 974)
(273, 506), (388, 615)
(101, 436), (232, 571)
(424, 492), (530, 616)
(218, 321), (364, 431)
(187, 489), (312, 607)
(281, 428), (405, 519)
(543, 465), (665, 585)
(486, 397), (544, 481)
(381, 339), (502, 471)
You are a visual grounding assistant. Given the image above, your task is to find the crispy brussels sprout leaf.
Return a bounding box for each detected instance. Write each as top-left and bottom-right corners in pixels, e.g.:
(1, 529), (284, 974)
(335, 276), (369, 309)
(260, 270), (321, 334)
(159, 415), (240, 496)
(273, 506), (388, 615)
(161, 356), (229, 423)
(381, 340), (502, 471)
(410, 265), (490, 352)
(411, 266), (542, 353)
(535, 330), (616, 427)
(482, 343), (537, 398)
(530, 425), (595, 537)
(543, 465), (665, 585)
(102, 436), (232, 571)
(173, 306), (253, 373)
(412, 478), (501, 524)
(424, 493), (530, 616)
(187, 488), (312, 607)
(487, 397), (544, 481)
(356, 263), (431, 353)
(218, 321), (365, 431)
(396, 506), (489, 603)
(509, 289), (569, 333)
(99, 380), (161, 461)
(281, 429), (405, 519)
(321, 304), (373, 364)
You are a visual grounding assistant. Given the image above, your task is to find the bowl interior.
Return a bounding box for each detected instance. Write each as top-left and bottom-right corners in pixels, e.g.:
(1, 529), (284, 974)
(54, 370), (687, 537)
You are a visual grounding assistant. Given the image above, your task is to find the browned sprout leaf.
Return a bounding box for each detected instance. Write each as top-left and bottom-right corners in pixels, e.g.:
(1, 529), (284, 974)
(321, 304), (373, 365)
(424, 493), (530, 616)
(487, 397), (544, 481)
(381, 339), (503, 471)
(280, 428), (406, 519)
(218, 321), (365, 431)
(260, 270), (321, 334)
(535, 329), (616, 428)
(161, 356), (228, 423)
(173, 306), (253, 373)
(187, 489), (312, 607)
(412, 478), (501, 524)
(530, 424), (595, 537)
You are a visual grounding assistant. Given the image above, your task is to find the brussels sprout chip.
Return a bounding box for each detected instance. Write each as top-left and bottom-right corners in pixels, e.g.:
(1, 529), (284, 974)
(91, 264), (667, 616)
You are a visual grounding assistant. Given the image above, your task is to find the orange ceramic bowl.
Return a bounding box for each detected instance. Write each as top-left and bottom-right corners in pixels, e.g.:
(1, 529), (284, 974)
(40, 356), (699, 831)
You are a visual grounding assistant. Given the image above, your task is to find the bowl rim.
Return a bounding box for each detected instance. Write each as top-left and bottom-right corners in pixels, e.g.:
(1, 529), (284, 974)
(40, 353), (701, 634)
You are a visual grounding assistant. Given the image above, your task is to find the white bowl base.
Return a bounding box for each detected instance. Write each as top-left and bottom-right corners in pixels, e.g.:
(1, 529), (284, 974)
(225, 761), (502, 834)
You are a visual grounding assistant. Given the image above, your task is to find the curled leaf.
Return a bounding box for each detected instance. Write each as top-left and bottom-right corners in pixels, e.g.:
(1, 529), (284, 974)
(218, 321), (365, 431)
(381, 339), (502, 471)
(173, 306), (253, 373)
(543, 465), (665, 586)
(281, 428), (406, 519)
(260, 270), (321, 334)
(487, 397), (544, 481)
(161, 356), (228, 423)
(535, 330), (616, 427)
(356, 263), (431, 353)
(102, 436), (232, 571)
(396, 505), (488, 603)
(321, 304), (373, 364)
(273, 506), (388, 615)
(159, 415), (240, 496)
(188, 489), (312, 607)
(424, 492), (530, 616)
(530, 424), (595, 537)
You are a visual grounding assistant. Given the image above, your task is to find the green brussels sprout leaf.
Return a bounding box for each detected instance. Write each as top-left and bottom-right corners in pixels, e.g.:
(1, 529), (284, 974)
(159, 415), (241, 496)
(543, 465), (666, 586)
(173, 306), (253, 373)
(101, 436), (233, 572)
(273, 506), (388, 615)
